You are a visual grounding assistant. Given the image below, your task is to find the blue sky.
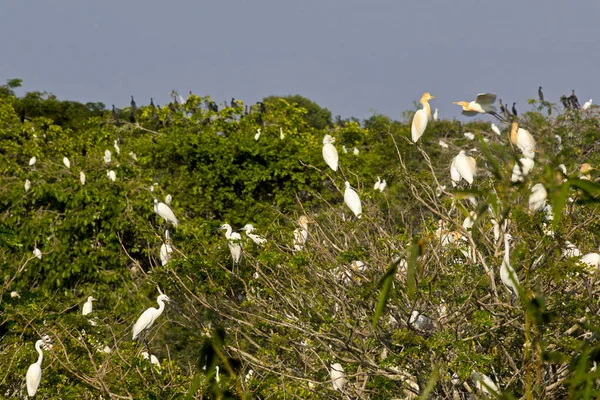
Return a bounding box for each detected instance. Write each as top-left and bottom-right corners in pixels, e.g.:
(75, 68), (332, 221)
(1, 1), (598, 121)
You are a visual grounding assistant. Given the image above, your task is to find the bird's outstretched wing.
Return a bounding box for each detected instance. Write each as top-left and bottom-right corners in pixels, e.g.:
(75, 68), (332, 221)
(461, 110), (480, 117)
(476, 93), (497, 106)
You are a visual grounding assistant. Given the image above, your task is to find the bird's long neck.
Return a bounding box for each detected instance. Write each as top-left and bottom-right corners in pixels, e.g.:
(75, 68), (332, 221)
(225, 226), (232, 239)
(156, 298), (166, 315)
(36, 343), (44, 365)
(421, 100), (431, 118)
(503, 236), (510, 263)
(510, 123), (519, 145)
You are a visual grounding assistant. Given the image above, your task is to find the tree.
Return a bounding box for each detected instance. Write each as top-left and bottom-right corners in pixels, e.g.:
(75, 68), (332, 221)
(263, 94), (332, 129)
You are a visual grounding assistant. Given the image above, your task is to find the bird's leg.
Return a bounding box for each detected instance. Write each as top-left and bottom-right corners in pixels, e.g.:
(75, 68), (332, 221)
(143, 330), (151, 353)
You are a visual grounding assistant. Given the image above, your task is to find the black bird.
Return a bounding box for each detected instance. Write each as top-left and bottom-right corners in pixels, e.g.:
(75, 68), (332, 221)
(186, 91), (193, 106)
(257, 101), (266, 114)
(130, 95), (137, 111)
(230, 97), (236, 108)
(560, 95), (570, 110)
(112, 105), (119, 120)
(512, 102), (518, 117)
(244, 105), (249, 115)
(499, 99), (509, 117)
(538, 86), (544, 102)
(568, 89), (581, 109)
(150, 98), (155, 108)
(207, 100), (219, 112)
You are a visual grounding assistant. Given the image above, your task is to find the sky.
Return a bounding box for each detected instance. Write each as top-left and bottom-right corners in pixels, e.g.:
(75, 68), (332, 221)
(1, 1), (598, 121)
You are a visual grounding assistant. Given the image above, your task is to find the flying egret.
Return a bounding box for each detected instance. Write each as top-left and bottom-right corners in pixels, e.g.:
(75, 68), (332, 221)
(411, 92), (435, 142)
(240, 224), (267, 246)
(25, 179), (31, 192)
(80, 171), (86, 185)
(141, 351), (161, 369)
(344, 181), (362, 218)
(29, 156), (37, 166)
(581, 252), (600, 272)
(450, 151), (476, 186)
(463, 132), (475, 140)
(104, 149), (112, 164)
(154, 199), (178, 227)
(510, 122), (536, 159)
(491, 123), (501, 136)
(452, 93), (498, 117)
(63, 157), (70, 169)
(500, 234), (520, 297)
(219, 224), (243, 264)
(165, 194), (173, 205)
(433, 108), (439, 121)
(563, 241), (582, 258)
(293, 216), (310, 251)
(33, 247), (42, 260)
(82, 296), (96, 316)
(26, 340), (45, 397)
(511, 158), (535, 182)
(330, 363), (347, 391)
(254, 128), (261, 141)
(132, 294), (171, 341)
(160, 230), (173, 266)
(113, 140), (120, 155)
(322, 135), (338, 172)
(528, 183), (547, 212)
(472, 371), (500, 396)
(582, 99), (593, 110)
(107, 170), (116, 182)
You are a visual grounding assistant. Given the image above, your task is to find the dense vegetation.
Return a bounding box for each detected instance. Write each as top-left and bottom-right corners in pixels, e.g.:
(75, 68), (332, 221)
(1, 78), (599, 399)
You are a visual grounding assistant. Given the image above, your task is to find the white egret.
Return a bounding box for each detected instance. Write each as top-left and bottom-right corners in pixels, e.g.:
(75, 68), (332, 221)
(129, 151), (137, 161)
(254, 128), (261, 141)
(132, 294), (171, 341)
(293, 216), (310, 251)
(409, 311), (435, 332)
(453, 93), (498, 116)
(472, 371), (500, 396)
(491, 123), (501, 136)
(433, 108), (439, 121)
(510, 122), (536, 160)
(216, 366), (221, 383)
(33, 247), (42, 260)
(353, 147), (359, 155)
(322, 135), (338, 172)
(342, 145), (348, 154)
(462, 211), (477, 231)
(165, 194), (172, 205)
(113, 140), (120, 154)
(63, 157), (70, 169)
(511, 158), (535, 182)
(154, 199), (178, 227)
(450, 151), (476, 186)
(29, 156), (37, 166)
(490, 219), (501, 242)
(141, 351), (161, 369)
(500, 234), (520, 297)
(107, 170), (116, 182)
(581, 252), (600, 272)
(374, 177), (381, 191)
(25, 179), (31, 192)
(240, 224), (267, 246)
(463, 132), (475, 140)
(330, 363), (347, 391)
(279, 127), (284, 140)
(528, 183), (547, 212)
(26, 340), (45, 397)
(82, 296), (96, 316)
(582, 99), (593, 110)
(343, 181), (362, 218)
(219, 224), (243, 264)
(563, 241), (582, 258)
(379, 179), (387, 192)
(411, 92), (434, 143)
(11, 291), (20, 298)
(79, 171), (86, 185)
(160, 240), (173, 266)
(104, 149), (112, 164)
(439, 140), (449, 149)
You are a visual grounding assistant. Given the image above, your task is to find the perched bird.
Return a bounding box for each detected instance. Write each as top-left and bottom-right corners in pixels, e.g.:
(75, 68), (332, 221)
(568, 90), (581, 109)
(344, 181), (362, 218)
(472, 371), (500, 396)
(511, 158), (535, 182)
(63, 157), (71, 169)
(26, 340), (45, 397)
(374, 177), (382, 191)
(463, 132), (475, 140)
(25, 179), (31, 192)
(500, 234), (520, 296)
(219, 224), (243, 265)
(322, 135), (339, 172)
(353, 147), (359, 155)
(452, 93), (499, 118)
(82, 296), (96, 316)
(538, 86), (544, 102)
(512, 102), (518, 116)
(491, 123), (501, 136)
(154, 199), (178, 227)
(113, 140), (120, 155)
(409, 311), (435, 332)
(165, 194), (173, 206)
(581, 252), (600, 272)
(438, 140), (449, 149)
(29, 156), (37, 166)
(450, 151), (476, 186)
(582, 99), (593, 110)
(293, 216), (310, 251)
(254, 128), (261, 141)
(104, 149), (112, 164)
(330, 363), (347, 391)
(112, 105), (119, 121)
(510, 122), (536, 159)
(107, 170), (116, 182)
(411, 92), (434, 142)
(433, 108), (439, 121)
(141, 351), (161, 369)
(132, 294), (171, 341)
(160, 230), (173, 266)
(240, 224), (267, 246)
(499, 99), (510, 118)
(528, 183), (547, 212)
(378, 179), (387, 192)
(33, 247), (42, 260)
(130, 95), (137, 112)
(563, 241), (582, 258)
(80, 171), (86, 185)
(280, 127), (285, 140)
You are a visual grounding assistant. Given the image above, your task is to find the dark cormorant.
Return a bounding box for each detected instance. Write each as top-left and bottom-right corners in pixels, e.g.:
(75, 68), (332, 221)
(538, 86), (544, 102)
(499, 99), (508, 117)
(512, 102), (518, 116)
(112, 105), (118, 120)
(150, 98), (155, 108)
(257, 101), (266, 114)
(230, 98), (236, 108)
(208, 101), (218, 112)
(560, 96), (570, 110)
(130, 95), (137, 111)
(568, 90), (580, 109)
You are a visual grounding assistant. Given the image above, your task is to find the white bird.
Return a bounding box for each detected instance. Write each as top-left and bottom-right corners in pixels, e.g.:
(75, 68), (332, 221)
(581, 252), (600, 272)
(511, 158), (535, 182)
(160, 239), (173, 266)
(528, 183), (547, 212)
(409, 311), (435, 331)
(453, 93), (498, 116)
(113, 140), (120, 155)
(353, 147), (359, 155)
(462, 211), (477, 231)
(438, 140), (449, 149)
(254, 128), (261, 141)
(82, 296), (96, 316)
(279, 127), (285, 140)
(29, 156), (37, 166)
(582, 99), (593, 110)
(26, 340), (45, 397)
(491, 123), (501, 136)
(132, 294), (171, 340)
(293, 216), (310, 251)
(472, 371), (500, 396)
(63, 157), (70, 169)
(510, 122), (536, 160)
(500, 234), (520, 297)
(104, 149), (112, 164)
(322, 135), (339, 172)
(490, 219), (501, 242)
(216, 366), (221, 383)
(33, 247), (42, 260)
(342, 145), (348, 153)
(219, 224), (243, 264)
(11, 291), (20, 298)
(107, 170), (116, 182)
(374, 177), (381, 191)
(433, 108), (439, 121)
(240, 224), (267, 246)
(378, 179), (387, 192)
(154, 199), (178, 227)
(141, 351), (161, 369)
(129, 151), (137, 161)
(563, 241), (582, 258)
(344, 181), (362, 218)
(79, 171), (86, 185)
(450, 151), (476, 186)
(330, 363), (347, 391)
(25, 179), (31, 192)
(463, 132), (475, 140)
(165, 194), (172, 206)
(411, 92), (435, 142)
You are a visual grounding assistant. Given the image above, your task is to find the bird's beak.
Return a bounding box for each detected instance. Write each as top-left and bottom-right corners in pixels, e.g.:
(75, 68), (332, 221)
(452, 101), (459, 105)
(430, 95), (435, 99)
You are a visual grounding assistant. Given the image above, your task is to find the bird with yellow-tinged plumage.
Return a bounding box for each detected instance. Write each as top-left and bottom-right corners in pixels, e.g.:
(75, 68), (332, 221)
(411, 92), (434, 143)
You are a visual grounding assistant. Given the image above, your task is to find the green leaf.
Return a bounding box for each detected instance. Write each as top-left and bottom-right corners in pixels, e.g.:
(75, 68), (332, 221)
(551, 181), (570, 232)
(372, 258), (400, 328)
(407, 242), (420, 299)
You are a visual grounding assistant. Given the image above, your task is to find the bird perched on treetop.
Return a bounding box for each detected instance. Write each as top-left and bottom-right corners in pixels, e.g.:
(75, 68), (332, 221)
(538, 86), (544, 102)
